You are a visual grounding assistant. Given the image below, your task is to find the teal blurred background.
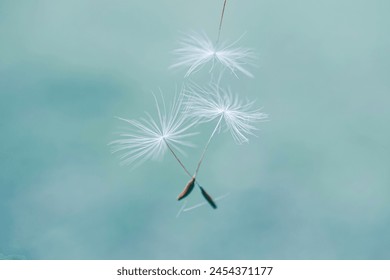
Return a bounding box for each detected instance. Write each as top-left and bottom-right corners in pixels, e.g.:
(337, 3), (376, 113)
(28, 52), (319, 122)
(1, 0), (390, 259)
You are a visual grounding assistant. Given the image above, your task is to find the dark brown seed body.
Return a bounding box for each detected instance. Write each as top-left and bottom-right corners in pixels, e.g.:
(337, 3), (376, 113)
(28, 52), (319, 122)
(200, 187), (217, 209)
(177, 177), (196, 200)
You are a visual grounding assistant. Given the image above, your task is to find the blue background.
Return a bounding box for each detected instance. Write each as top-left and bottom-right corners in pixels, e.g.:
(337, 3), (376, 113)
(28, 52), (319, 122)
(1, 0), (389, 259)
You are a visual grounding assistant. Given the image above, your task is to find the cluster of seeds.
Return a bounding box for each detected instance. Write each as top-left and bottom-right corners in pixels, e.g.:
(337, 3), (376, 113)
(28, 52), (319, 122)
(110, 0), (267, 211)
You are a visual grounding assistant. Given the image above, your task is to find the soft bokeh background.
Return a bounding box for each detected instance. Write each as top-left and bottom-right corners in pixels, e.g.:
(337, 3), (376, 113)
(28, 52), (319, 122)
(1, 0), (389, 259)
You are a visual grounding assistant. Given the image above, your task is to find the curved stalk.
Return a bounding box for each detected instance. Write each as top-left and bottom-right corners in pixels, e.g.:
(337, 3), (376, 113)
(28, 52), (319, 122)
(194, 114), (224, 177)
(164, 132), (218, 209)
(164, 139), (203, 189)
(216, 0), (228, 44)
(164, 139), (192, 178)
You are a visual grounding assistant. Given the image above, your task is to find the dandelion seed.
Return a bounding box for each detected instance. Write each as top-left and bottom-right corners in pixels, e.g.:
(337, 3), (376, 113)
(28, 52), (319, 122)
(109, 91), (197, 174)
(170, 32), (255, 78)
(185, 83), (268, 145)
(177, 177), (196, 200)
(199, 186), (217, 209)
(183, 83), (268, 180)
